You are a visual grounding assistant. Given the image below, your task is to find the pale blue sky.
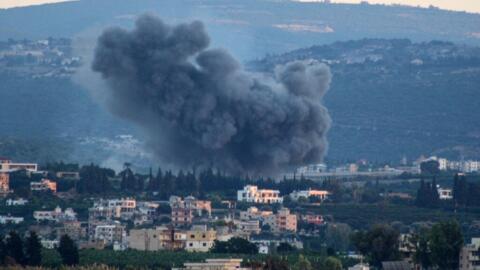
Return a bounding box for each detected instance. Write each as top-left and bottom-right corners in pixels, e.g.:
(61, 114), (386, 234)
(1, 0), (480, 13)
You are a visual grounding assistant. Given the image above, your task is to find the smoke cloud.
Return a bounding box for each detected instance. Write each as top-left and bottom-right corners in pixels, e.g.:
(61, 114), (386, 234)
(91, 14), (332, 174)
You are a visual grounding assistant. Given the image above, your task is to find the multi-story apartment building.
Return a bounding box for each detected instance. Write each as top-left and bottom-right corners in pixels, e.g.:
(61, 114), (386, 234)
(91, 198), (136, 220)
(93, 223), (126, 246)
(170, 196), (212, 227)
(0, 158), (38, 172)
(264, 208), (297, 233)
(237, 185), (283, 204)
(185, 225), (216, 252)
(128, 226), (186, 251)
(289, 189), (330, 202)
(459, 238), (480, 270)
(33, 206), (77, 222)
(30, 179), (57, 193)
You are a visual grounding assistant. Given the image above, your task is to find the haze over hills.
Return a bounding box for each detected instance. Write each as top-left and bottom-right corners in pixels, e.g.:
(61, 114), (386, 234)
(1, 0), (480, 167)
(1, 0), (480, 60)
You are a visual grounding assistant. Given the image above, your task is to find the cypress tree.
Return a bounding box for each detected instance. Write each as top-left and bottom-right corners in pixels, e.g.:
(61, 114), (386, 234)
(25, 231), (42, 266)
(5, 231), (25, 265)
(58, 235), (79, 266)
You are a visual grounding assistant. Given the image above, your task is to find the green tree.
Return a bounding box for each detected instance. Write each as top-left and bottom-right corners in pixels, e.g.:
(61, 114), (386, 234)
(429, 220), (463, 269)
(0, 234), (5, 265)
(57, 235), (79, 266)
(263, 256), (289, 270)
(351, 224), (400, 268)
(412, 228), (432, 270)
(5, 231), (25, 265)
(325, 223), (352, 252)
(25, 231), (42, 266)
(293, 255), (312, 270)
(420, 160), (440, 175)
(211, 237), (258, 254)
(323, 257), (342, 270)
(277, 242), (296, 253)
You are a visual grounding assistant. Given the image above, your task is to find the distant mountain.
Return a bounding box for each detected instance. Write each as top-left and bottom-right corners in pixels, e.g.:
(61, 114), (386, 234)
(1, 0), (480, 60)
(250, 39), (480, 162)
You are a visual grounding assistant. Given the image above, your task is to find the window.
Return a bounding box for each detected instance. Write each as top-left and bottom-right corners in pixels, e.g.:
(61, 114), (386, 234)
(203, 243), (207, 247)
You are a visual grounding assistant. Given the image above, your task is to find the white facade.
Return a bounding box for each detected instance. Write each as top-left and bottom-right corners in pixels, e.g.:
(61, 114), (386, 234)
(0, 158), (38, 172)
(0, 215), (24, 224)
(34, 206), (77, 222)
(437, 187), (453, 200)
(289, 189), (330, 201)
(6, 198), (28, 206)
(237, 185), (283, 204)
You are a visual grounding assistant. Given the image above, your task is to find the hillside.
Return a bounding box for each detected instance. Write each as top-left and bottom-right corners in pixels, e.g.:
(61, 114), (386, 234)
(250, 39), (480, 162)
(1, 0), (480, 60)
(1, 38), (479, 164)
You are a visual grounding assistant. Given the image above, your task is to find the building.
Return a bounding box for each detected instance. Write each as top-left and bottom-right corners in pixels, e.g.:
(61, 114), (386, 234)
(5, 198), (28, 206)
(55, 171), (80, 180)
(0, 172), (10, 196)
(459, 238), (480, 270)
(289, 189), (330, 202)
(30, 179), (57, 193)
(173, 259), (251, 270)
(56, 221), (86, 241)
(128, 226), (186, 251)
(437, 187), (453, 200)
(301, 214), (324, 226)
(185, 225), (216, 252)
(33, 206), (77, 222)
(93, 223), (126, 246)
(0, 215), (24, 224)
(264, 208), (297, 233)
(91, 198), (136, 220)
(239, 207), (273, 221)
(170, 196), (212, 227)
(237, 185), (283, 204)
(234, 219), (261, 235)
(348, 263), (370, 270)
(0, 158), (38, 172)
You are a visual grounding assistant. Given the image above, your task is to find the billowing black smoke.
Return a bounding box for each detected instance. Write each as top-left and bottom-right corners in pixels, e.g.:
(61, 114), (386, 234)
(92, 14), (332, 174)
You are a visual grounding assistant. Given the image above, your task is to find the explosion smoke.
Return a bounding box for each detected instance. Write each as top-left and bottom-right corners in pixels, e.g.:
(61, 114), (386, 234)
(92, 14), (332, 174)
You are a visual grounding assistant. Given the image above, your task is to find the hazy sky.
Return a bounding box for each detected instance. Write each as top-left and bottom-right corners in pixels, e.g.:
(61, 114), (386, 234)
(0, 0), (479, 13)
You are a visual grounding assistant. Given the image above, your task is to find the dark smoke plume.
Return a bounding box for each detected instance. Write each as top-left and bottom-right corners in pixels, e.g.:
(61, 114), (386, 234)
(92, 14), (332, 174)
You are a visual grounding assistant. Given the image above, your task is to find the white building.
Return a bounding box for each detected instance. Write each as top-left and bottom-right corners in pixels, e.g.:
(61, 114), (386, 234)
(6, 198), (28, 206)
(0, 215), (24, 224)
(459, 238), (480, 270)
(437, 186), (453, 200)
(289, 189), (330, 202)
(237, 185), (283, 204)
(34, 206), (77, 222)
